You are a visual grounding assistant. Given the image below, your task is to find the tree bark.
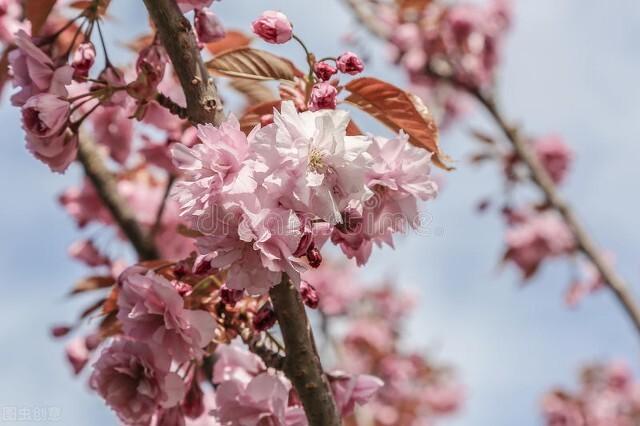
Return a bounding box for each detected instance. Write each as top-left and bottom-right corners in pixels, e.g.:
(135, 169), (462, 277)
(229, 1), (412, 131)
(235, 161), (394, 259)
(142, 0), (222, 125)
(77, 137), (158, 260)
(270, 276), (341, 426)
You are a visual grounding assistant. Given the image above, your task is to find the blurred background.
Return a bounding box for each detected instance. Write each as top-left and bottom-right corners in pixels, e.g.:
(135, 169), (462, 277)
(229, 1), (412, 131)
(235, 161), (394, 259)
(1, 0), (640, 424)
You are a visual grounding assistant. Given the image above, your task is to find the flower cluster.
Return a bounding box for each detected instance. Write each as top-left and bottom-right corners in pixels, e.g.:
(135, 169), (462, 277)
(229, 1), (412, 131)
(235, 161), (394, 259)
(383, 0), (512, 126)
(304, 261), (464, 424)
(213, 345), (382, 425)
(171, 101), (438, 293)
(542, 360), (640, 425)
(503, 209), (575, 278)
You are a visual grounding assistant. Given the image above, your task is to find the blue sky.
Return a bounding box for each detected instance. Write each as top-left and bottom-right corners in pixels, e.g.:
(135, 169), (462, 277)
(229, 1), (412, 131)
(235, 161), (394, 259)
(1, 0), (640, 425)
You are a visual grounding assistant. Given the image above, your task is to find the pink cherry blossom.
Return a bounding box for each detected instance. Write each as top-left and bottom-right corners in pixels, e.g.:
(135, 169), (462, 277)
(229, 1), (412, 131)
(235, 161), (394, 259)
(117, 267), (216, 362)
(90, 338), (186, 425)
(308, 82), (337, 112)
(0, 0), (29, 43)
(177, 0), (213, 13)
(302, 263), (361, 315)
(21, 93), (70, 138)
(251, 10), (293, 44)
(328, 371), (384, 416)
(9, 30), (73, 106)
(534, 135), (573, 185)
(504, 210), (575, 278)
(313, 61), (337, 82)
(71, 42), (96, 80)
(68, 239), (110, 267)
(92, 105), (134, 164)
(214, 372), (292, 425)
(25, 131), (78, 173)
(336, 51), (365, 75)
(266, 101), (372, 224)
(194, 7), (225, 44)
(65, 338), (90, 375)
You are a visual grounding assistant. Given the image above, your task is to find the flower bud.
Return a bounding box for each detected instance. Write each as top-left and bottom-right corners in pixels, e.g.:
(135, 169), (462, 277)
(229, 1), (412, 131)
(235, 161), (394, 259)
(220, 284), (244, 307)
(300, 281), (319, 309)
(72, 42), (96, 80)
(306, 244), (323, 268)
(194, 7), (225, 44)
(336, 51), (365, 75)
(51, 325), (71, 338)
(313, 61), (337, 81)
(251, 10), (293, 44)
(308, 82), (337, 112)
(253, 303), (277, 331)
(183, 381), (205, 419)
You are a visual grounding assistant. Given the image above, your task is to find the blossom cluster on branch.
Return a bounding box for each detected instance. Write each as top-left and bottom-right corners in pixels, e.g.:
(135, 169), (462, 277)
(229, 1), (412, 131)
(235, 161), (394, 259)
(0, 0), (455, 424)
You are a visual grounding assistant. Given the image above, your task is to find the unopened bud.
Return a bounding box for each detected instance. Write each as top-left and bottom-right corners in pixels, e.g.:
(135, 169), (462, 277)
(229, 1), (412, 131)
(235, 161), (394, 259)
(300, 281), (319, 309)
(253, 303), (277, 331)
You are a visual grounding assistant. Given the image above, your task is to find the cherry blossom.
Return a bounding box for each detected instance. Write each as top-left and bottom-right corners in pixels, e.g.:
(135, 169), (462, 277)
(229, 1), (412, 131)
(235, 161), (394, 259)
(117, 267), (216, 362)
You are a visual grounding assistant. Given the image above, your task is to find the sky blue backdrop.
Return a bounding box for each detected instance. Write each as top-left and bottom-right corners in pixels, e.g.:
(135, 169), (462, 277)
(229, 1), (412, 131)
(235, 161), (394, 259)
(1, 0), (640, 425)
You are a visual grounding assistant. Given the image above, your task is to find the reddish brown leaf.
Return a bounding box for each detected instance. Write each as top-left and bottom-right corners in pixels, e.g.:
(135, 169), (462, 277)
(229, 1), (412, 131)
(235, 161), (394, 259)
(344, 77), (452, 170)
(239, 100), (281, 134)
(69, 275), (115, 295)
(206, 30), (252, 55)
(80, 298), (107, 319)
(396, 0), (433, 13)
(68, 0), (92, 9)
(25, 0), (57, 36)
(230, 78), (277, 105)
(346, 120), (363, 136)
(102, 287), (119, 315)
(206, 47), (296, 82)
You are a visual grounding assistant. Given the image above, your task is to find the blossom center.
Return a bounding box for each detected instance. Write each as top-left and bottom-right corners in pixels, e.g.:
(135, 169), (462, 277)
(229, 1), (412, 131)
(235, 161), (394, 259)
(308, 148), (326, 173)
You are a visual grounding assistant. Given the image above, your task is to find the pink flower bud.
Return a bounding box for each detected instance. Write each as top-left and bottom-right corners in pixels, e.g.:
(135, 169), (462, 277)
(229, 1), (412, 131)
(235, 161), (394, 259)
(50, 325), (72, 338)
(336, 51), (365, 75)
(300, 281), (319, 309)
(194, 7), (225, 44)
(129, 43), (167, 100)
(251, 10), (293, 44)
(313, 61), (337, 81)
(306, 245), (323, 268)
(72, 42), (96, 80)
(308, 82), (337, 112)
(252, 303), (277, 331)
(220, 284), (244, 306)
(183, 382), (205, 419)
(172, 280), (193, 296)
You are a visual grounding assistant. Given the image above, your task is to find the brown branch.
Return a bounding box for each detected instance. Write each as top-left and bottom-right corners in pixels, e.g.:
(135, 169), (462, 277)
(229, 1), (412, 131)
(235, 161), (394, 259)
(270, 276), (341, 426)
(142, 1), (340, 422)
(77, 137), (159, 260)
(344, 0), (640, 335)
(466, 87), (640, 335)
(155, 92), (189, 120)
(142, 0), (222, 125)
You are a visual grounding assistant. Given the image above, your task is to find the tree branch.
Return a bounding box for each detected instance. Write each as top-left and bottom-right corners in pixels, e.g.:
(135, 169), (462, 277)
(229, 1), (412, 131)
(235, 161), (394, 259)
(270, 276), (341, 426)
(343, 0), (640, 336)
(77, 137), (159, 260)
(142, 1), (340, 422)
(142, 0), (222, 125)
(468, 88), (640, 336)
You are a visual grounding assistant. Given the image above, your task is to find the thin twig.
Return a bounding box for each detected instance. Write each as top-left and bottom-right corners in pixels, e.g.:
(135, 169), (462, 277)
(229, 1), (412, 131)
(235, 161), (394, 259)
(150, 174), (175, 239)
